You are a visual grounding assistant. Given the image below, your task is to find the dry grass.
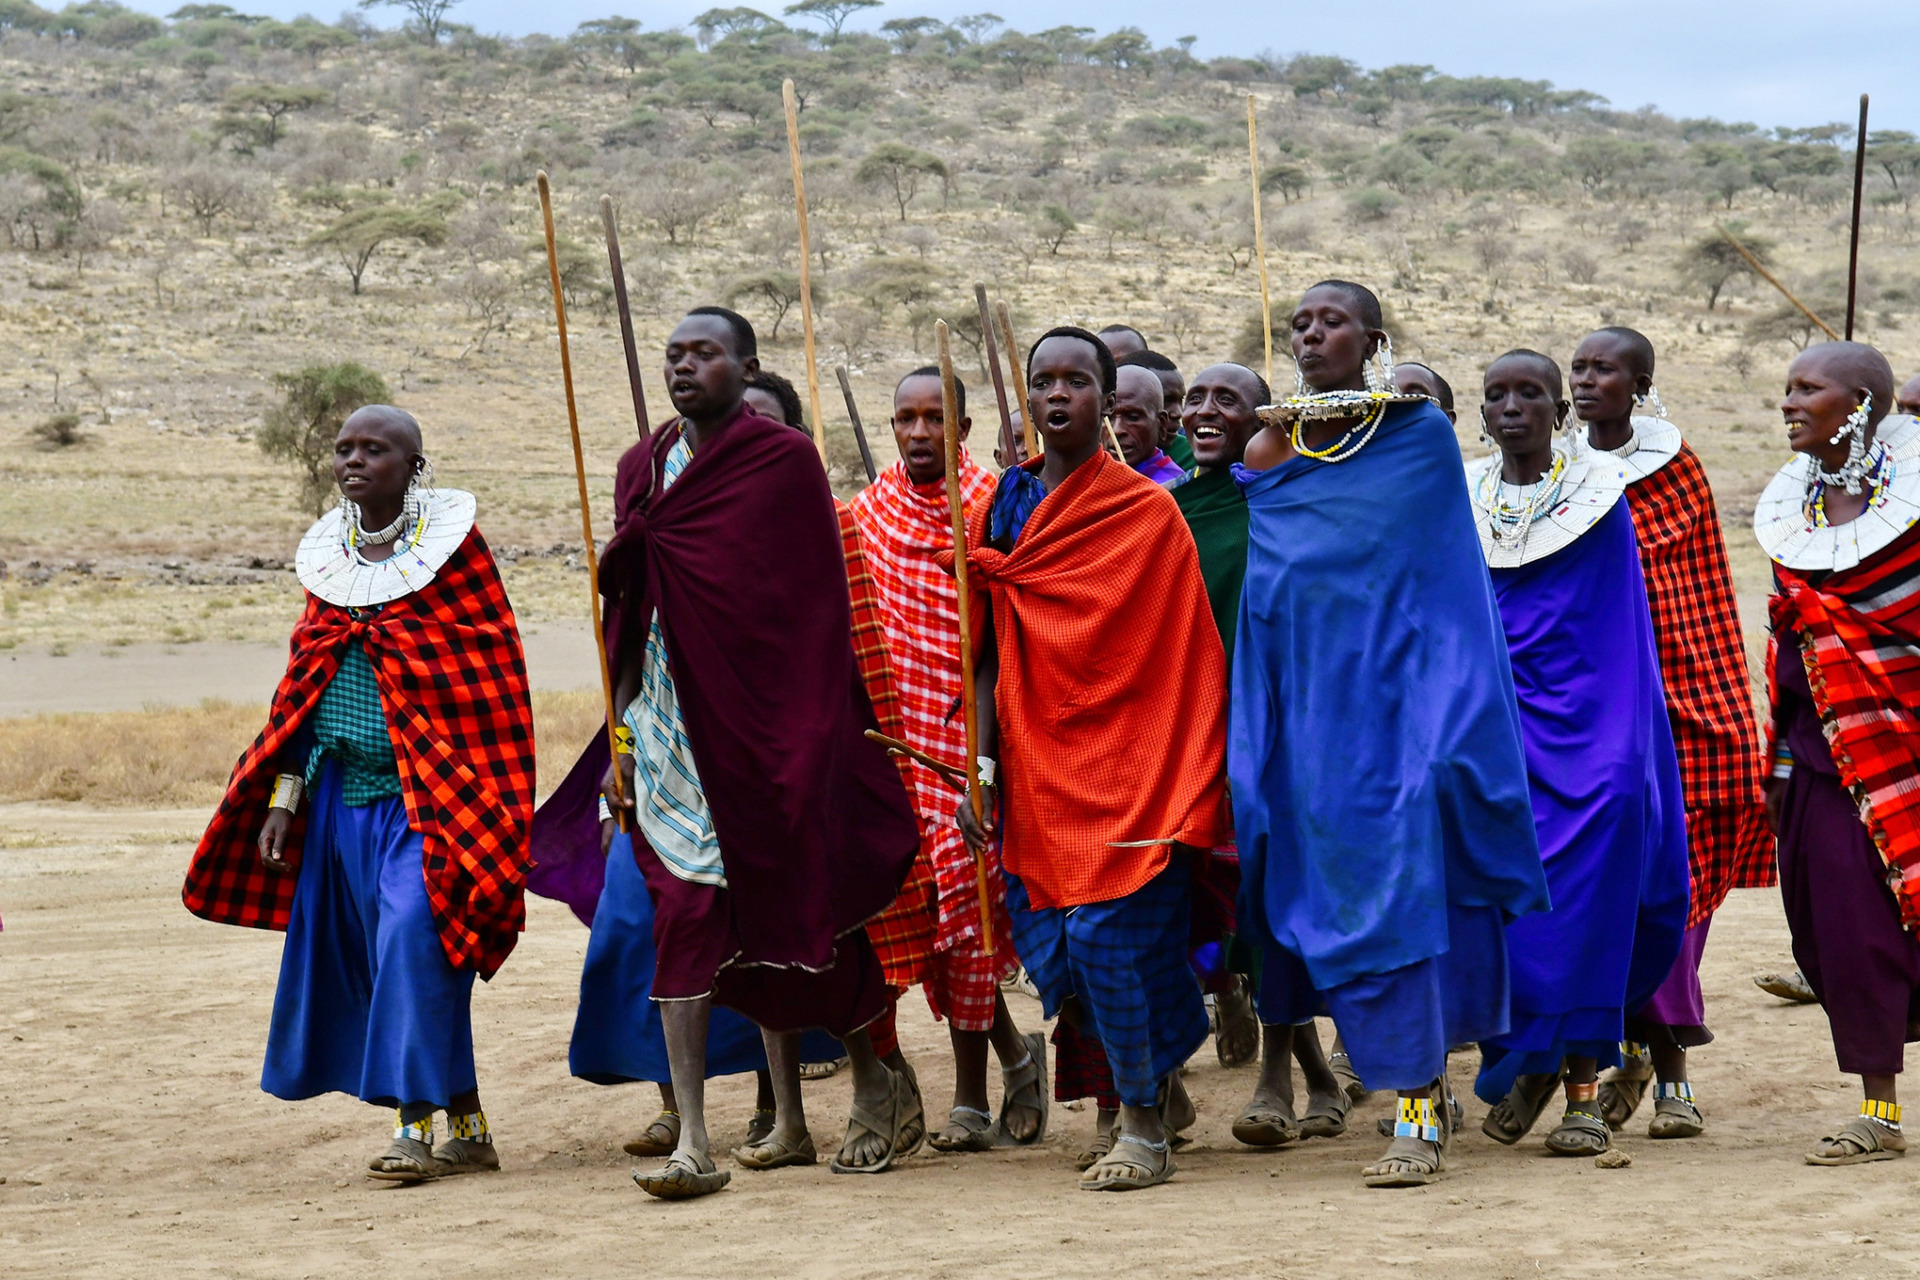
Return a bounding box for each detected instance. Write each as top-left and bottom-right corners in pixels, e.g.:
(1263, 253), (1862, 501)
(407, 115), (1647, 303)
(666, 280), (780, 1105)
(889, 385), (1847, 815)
(0, 689), (608, 808)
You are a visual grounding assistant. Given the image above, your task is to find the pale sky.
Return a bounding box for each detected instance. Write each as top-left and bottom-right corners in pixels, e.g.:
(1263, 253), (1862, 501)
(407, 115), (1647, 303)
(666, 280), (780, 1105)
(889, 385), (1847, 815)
(124, 0), (1920, 133)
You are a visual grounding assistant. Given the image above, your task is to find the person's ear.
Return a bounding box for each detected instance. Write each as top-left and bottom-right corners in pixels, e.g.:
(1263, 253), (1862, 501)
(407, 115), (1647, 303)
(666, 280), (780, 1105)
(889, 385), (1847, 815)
(1634, 371), (1653, 398)
(957, 414), (972, 439)
(1557, 399), (1571, 427)
(741, 354), (761, 376)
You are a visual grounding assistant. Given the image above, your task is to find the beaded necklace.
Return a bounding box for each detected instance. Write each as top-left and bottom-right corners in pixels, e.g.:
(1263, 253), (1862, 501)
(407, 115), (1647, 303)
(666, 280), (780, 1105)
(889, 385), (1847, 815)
(1283, 389), (1395, 463)
(1807, 442), (1890, 529)
(1477, 450), (1571, 549)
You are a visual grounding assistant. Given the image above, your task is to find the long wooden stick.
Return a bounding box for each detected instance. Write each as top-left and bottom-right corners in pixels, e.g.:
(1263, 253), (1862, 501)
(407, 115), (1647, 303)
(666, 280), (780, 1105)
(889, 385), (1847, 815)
(835, 365), (877, 483)
(974, 283), (1016, 466)
(600, 195), (651, 440)
(863, 729), (966, 792)
(938, 319), (994, 956)
(538, 171), (626, 825)
(782, 79), (827, 462)
(1717, 224), (1837, 341)
(994, 300), (1037, 458)
(1246, 93), (1274, 393)
(1847, 93), (1870, 341)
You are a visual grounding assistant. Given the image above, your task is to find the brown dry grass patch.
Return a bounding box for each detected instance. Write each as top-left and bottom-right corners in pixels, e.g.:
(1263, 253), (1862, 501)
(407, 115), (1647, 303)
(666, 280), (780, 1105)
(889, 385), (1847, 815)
(0, 690), (607, 808)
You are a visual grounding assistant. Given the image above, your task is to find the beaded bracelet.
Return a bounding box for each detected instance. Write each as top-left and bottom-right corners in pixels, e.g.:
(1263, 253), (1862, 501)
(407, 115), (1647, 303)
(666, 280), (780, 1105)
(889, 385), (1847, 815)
(269, 774), (304, 816)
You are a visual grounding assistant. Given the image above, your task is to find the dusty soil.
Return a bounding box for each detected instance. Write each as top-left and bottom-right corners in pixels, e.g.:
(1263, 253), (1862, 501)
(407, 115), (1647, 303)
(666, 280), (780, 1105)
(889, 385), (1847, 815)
(0, 802), (1913, 1279)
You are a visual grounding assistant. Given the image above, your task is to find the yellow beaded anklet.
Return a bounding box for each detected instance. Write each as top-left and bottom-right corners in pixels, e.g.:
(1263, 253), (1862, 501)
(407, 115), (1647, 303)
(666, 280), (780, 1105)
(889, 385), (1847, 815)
(394, 1112), (432, 1144)
(1394, 1096), (1441, 1143)
(1862, 1099), (1902, 1131)
(446, 1110), (492, 1143)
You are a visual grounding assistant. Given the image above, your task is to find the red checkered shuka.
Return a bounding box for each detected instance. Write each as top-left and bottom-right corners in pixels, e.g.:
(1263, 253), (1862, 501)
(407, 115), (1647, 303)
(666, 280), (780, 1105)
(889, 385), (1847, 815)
(182, 528), (536, 979)
(848, 456), (1012, 953)
(1767, 522), (1920, 928)
(839, 499), (936, 990)
(1624, 445), (1774, 924)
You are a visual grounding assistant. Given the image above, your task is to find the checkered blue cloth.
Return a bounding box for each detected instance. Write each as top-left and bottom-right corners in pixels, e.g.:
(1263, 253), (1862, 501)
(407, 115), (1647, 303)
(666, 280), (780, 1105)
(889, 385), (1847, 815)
(303, 640), (400, 806)
(1006, 857), (1208, 1107)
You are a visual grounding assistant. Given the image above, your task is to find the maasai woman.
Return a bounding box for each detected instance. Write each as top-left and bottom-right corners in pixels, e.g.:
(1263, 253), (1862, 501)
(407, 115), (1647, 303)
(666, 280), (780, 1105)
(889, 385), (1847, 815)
(1757, 340), (1920, 1165)
(1573, 327), (1774, 1140)
(1465, 351), (1690, 1158)
(1231, 281), (1549, 1188)
(184, 405), (535, 1182)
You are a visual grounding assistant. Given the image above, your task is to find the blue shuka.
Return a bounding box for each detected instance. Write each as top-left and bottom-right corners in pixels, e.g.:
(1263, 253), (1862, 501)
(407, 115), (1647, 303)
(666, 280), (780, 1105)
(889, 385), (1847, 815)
(1230, 400), (1549, 1090)
(1473, 500), (1690, 1102)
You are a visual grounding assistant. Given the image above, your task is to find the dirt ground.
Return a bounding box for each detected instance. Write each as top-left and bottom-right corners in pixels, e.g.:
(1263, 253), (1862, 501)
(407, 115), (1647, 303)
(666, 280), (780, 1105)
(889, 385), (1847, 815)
(0, 803), (1914, 1279)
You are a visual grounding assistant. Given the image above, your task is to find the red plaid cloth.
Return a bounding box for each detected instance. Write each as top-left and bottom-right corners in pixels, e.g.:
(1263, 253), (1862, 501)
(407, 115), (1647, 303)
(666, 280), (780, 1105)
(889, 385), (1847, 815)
(183, 528), (535, 978)
(1768, 522), (1920, 928)
(839, 498), (936, 991)
(849, 457), (1012, 953)
(924, 941), (1006, 1032)
(1052, 1016), (1119, 1109)
(1624, 446), (1773, 925)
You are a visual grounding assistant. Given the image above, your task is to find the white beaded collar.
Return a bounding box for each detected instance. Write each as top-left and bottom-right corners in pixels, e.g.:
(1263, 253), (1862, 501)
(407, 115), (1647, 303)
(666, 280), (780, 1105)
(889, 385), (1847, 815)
(1465, 446), (1629, 569)
(1601, 414), (1683, 485)
(296, 488), (476, 608)
(1754, 414), (1920, 574)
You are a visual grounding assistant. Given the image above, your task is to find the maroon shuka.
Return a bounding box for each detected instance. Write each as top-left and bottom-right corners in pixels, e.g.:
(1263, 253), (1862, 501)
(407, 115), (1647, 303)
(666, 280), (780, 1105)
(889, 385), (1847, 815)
(580, 403), (918, 1008)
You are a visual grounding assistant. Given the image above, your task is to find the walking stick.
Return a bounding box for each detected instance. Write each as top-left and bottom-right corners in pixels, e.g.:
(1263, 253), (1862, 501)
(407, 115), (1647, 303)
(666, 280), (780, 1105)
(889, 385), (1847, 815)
(1246, 93), (1275, 394)
(993, 300), (1037, 458)
(938, 319), (995, 956)
(782, 79), (827, 463)
(1717, 224), (1837, 341)
(538, 172), (626, 828)
(600, 195), (651, 440)
(1846, 93), (1870, 341)
(974, 283), (1017, 467)
(835, 365), (878, 484)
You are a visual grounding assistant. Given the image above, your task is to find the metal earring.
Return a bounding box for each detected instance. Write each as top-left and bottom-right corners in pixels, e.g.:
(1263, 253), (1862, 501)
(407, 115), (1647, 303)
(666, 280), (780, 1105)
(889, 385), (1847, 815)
(1478, 410), (1495, 450)
(1645, 386), (1668, 420)
(1375, 336), (1395, 393)
(1831, 394), (1871, 446)
(1293, 361), (1308, 396)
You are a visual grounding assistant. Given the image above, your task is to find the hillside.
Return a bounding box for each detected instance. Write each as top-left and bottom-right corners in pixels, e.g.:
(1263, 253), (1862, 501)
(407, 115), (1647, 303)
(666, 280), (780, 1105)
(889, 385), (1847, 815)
(2, 3), (1918, 651)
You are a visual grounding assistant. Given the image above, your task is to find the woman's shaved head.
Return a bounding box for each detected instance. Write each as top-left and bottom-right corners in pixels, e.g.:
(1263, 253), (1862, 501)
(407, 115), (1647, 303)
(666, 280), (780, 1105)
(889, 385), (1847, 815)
(1792, 341), (1896, 424)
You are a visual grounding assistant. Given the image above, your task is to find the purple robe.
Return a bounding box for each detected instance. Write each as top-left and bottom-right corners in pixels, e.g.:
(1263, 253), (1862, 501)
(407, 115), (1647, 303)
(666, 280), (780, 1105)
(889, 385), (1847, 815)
(1134, 449), (1187, 488)
(1475, 500), (1691, 1102)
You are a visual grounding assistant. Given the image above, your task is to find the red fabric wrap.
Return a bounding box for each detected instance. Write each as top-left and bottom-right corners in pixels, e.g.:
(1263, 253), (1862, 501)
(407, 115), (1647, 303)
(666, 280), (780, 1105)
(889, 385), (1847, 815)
(1623, 446), (1774, 924)
(183, 528), (535, 978)
(1767, 522), (1920, 928)
(945, 452), (1232, 909)
(600, 405), (918, 981)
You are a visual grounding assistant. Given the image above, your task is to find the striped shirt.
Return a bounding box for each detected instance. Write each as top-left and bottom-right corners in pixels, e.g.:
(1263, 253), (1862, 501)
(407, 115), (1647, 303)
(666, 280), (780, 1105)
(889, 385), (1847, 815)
(623, 438), (725, 886)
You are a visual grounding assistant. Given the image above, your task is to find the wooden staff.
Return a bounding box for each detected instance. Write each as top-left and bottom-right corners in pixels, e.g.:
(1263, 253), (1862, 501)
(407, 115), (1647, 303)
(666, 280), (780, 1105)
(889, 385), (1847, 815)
(1847, 93), (1870, 341)
(599, 195), (651, 440)
(538, 171), (626, 825)
(994, 300), (1037, 457)
(863, 729), (966, 792)
(938, 319), (995, 956)
(1246, 93), (1275, 393)
(834, 366), (878, 483)
(1717, 224), (1837, 341)
(974, 283), (1017, 466)
(782, 79), (827, 462)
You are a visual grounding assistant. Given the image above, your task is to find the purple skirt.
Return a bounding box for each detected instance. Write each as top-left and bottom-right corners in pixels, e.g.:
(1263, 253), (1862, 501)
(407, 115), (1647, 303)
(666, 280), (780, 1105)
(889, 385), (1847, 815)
(1626, 918), (1713, 1049)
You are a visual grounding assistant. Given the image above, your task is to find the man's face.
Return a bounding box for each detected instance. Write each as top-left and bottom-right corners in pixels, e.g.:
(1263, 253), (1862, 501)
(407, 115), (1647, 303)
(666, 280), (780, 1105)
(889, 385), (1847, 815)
(890, 374), (966, 485)
(1182, 365), (1263, 470)
(1154, 368), (1186, 441)
(1027, 336), (1111, 457)
(665, 314), (752, 422)
(1110, 366), (1165, 466)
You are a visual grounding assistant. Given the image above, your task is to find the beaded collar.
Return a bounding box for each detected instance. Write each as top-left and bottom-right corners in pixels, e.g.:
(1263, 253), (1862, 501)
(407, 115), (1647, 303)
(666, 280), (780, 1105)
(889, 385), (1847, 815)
(1600, 414), (1683, 485)
(297, 488), (476, 608)
(1754, 414), (1920, 573)
(1465, 444), (1629, 568)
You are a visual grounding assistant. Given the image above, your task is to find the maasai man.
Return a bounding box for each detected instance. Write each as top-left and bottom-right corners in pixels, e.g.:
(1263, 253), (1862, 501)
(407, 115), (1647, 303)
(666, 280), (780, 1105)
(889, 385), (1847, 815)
(1233, 281), (1549, 1188)
(1572, 327), (1774, 1140)
(1111, 364), (1185, 487)
(1178, 361), (1348, 1139)
(1392, 362), (1456, 425)
(1119, 350), (1193, 470)
(955, 327), (1232, 1191)
(1098, 323), (1148, 360)
(184, 406), (534, 1182)
(581, 307), (919, 1197)
(849, 366), (1050, 1154)
(1898, 373), (1920, 418)
(1465, 350), (1690, 1158)
(1756, 340), (1920, 1165)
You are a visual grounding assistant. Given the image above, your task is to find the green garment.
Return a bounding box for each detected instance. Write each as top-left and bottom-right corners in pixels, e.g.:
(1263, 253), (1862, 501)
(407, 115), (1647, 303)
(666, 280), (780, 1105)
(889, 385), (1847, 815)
(1162, 430), (1195, 471)
(1172, 466), (1250, 673)
(304, 640), (402, 806)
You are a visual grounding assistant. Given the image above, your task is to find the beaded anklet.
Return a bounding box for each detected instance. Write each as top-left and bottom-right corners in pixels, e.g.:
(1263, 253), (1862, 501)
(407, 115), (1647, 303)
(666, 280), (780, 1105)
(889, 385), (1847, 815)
(394, 1112), (432, 1145)
(447, 1110), (492, 1143)
(1394, 1096), (1441, 1143)
(1653, 1082), (1696, 1104)
(1862, 1099), (1902, 1131)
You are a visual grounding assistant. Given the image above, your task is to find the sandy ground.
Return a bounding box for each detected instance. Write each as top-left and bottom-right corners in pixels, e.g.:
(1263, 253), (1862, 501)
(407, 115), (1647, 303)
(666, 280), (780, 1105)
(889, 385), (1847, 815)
(1, 804), (1916, 1279)
(0, 623), (599, 717)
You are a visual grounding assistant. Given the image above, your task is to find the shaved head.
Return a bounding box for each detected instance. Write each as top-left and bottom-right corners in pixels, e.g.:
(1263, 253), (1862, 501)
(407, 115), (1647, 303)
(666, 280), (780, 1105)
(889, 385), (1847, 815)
(340, 404), (423, 455)
(1488, 349), (1562, 400)
(1901, 373), (1920, 417)
(1792, 341), (1896, 426)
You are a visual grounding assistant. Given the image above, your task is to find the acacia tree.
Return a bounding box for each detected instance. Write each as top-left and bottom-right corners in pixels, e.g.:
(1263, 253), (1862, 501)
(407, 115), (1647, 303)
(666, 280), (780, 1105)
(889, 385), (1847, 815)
(724, 269), (822, 341)
(258, 362), (391, 513)
(1680, 227), (1773, 311)
(782, 0), (879, 38)
(358, 0), (460, 44)
(856, 142), (949, 220)
(309, 206), (451, 294)
(221, 83), (330, 148)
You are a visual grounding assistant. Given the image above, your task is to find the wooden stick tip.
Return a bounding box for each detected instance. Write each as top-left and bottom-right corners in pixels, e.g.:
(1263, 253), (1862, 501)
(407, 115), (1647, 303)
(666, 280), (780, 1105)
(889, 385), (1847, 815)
(536, 170), (550, 192)
(600, 193), (613, 213)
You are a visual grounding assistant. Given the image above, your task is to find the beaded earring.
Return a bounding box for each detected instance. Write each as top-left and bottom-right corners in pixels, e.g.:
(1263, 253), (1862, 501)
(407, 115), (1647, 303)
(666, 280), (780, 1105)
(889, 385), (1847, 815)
(1362, 336), (1395, 393)
(1817, 393), (1874, 495)
(1293, 360), (1308, 397)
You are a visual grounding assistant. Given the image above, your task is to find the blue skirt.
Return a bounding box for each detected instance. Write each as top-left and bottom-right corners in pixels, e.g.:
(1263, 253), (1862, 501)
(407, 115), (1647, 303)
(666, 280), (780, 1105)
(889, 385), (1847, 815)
(1006, 859), (1209, 1108)
(570, 830), (839, 1085)
(1254, 902), (1510, 1092)
(262, 763), (476, 1110)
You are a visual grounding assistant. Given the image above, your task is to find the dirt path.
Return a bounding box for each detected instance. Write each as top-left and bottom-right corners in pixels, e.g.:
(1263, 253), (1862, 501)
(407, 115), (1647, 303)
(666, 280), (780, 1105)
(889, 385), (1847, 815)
(0, 803), (1913, 1278)
(0, 623), (599, 717)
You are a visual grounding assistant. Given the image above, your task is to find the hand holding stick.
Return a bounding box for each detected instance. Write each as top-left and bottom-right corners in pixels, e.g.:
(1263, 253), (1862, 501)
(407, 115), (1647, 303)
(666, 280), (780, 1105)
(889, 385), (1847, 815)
(939, 319), (995, 956)
(538, 172), (627, 828)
